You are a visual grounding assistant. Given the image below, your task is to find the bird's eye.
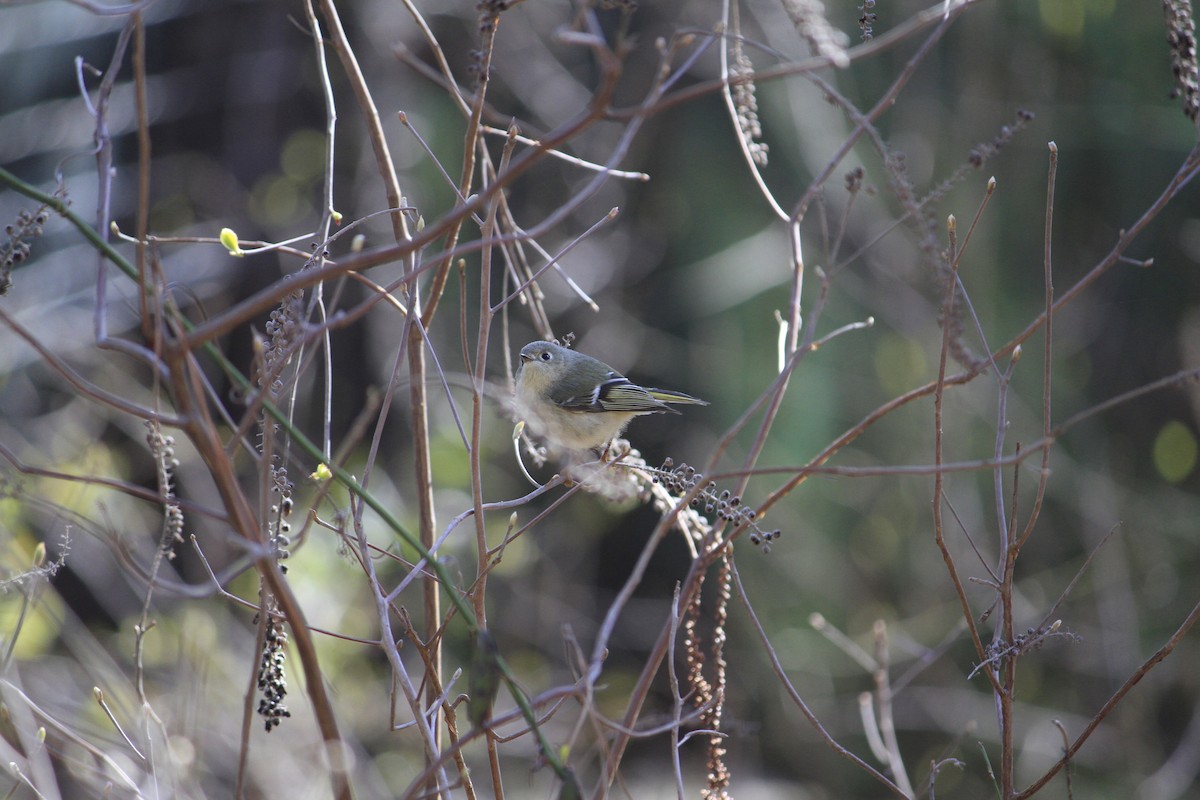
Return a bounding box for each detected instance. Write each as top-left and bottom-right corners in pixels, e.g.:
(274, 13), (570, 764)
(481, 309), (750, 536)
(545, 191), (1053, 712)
(540, 351), (552, 361)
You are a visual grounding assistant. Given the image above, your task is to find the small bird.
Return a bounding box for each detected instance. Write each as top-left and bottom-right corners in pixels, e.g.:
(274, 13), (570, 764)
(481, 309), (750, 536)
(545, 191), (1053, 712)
(515, 340), (707, 454)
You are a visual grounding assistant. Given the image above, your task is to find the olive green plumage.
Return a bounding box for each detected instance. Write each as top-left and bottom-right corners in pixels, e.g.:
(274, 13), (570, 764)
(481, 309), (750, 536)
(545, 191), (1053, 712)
(514, 340), (707, 453)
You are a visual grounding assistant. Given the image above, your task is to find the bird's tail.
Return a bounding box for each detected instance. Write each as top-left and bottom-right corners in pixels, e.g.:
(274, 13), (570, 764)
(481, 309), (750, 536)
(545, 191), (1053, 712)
(646, 389), (708, 407)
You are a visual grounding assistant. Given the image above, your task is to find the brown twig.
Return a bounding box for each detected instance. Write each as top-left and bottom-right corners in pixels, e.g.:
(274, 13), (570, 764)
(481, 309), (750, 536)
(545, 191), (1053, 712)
(933, 213), (997, 690)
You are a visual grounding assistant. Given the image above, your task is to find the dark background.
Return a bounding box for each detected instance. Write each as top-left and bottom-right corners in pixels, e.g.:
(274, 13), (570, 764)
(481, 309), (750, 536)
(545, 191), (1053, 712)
(1, 0), (1199, 797)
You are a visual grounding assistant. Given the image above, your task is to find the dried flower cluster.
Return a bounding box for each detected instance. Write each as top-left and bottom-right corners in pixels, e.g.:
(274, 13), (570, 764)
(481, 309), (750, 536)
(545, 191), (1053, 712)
(0, 530), (70, 591)
(1, 204), (52, 296)
(966, 109), (1036, 169)
(1165, 0), (1200, 121)
(731, 47), (769, 166)
(971, 620), (1080, 679)
(783, 0), (850, 68)
(146, 420), (184, 559)
(268, 464), (294, 573)
(858, 0), (877, 41)
(649, 458), (781, 551)
(844, 165), (872, 194)
(261, 290), (304, 394)
(256, 605), (292, 732)
(688, 549), (733, 800)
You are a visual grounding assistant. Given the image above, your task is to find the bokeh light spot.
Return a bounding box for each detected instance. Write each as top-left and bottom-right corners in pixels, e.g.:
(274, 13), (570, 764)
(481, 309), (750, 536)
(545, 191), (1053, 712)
(1153, 420), (1197, 483)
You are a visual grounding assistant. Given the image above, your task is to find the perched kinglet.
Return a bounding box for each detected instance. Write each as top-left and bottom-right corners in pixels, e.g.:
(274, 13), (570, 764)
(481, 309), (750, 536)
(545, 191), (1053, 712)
(515, 340), (707, 454)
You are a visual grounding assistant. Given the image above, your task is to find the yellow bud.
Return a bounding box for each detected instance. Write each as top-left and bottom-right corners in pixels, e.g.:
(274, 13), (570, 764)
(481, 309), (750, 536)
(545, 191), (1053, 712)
(219, 228), (244, 257)
(311, 463), (333, 481)
(331, 210), (343, 224)
(32, 542), (46, 567)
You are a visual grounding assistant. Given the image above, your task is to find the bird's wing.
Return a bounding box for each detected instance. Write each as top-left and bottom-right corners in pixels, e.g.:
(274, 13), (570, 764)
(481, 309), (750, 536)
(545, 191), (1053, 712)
(596, 379), (677, 414)
(554, 375), (675, 414)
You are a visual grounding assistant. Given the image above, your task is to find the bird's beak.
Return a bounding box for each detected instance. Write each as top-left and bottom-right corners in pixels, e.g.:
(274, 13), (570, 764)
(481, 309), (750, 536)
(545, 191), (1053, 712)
(519, 353), (533, 364)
